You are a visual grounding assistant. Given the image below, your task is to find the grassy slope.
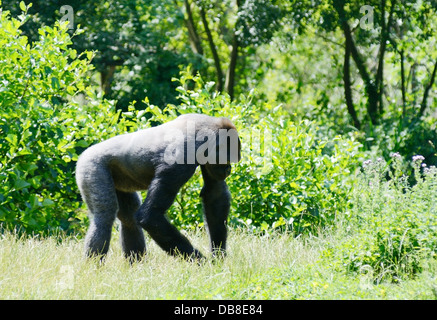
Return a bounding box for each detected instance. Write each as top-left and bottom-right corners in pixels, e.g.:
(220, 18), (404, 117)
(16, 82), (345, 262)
(0, 228), (436, 300)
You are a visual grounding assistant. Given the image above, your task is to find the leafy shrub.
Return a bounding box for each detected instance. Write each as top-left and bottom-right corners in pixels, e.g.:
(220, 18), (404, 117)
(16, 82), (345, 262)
(364, 114), (437, 173)
(143, 71), (364, 234)
(0, 5), (140, 235)
(323, 154), (437, 282)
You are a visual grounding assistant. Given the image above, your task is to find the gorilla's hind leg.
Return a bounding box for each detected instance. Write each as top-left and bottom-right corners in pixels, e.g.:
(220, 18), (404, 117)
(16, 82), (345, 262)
(116, 191), (146, 262)
(77, 164), (119, 261)
(84, 206), (117, 261)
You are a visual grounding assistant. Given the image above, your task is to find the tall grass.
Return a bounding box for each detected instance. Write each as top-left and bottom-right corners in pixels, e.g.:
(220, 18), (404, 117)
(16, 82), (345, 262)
(322, 155), (437, 283)
(0, 229), (312, 299)
(1, 227), (436, 299)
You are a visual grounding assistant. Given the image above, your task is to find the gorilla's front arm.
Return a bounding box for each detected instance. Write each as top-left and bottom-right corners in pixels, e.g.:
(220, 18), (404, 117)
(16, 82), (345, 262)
(76, 114), (240, 261)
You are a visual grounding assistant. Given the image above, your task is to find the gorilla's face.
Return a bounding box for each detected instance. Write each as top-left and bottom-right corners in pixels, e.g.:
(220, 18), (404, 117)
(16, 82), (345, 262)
(205, 163), (232, 181)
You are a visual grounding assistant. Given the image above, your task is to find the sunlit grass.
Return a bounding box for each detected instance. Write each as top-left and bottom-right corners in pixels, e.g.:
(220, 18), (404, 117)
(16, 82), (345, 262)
(0, 228), (313, 299)
(1, 228), (436, 299)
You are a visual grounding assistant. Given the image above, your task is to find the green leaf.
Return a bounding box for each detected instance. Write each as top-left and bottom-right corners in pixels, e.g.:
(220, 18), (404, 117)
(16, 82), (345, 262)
(5, 134), (17, 145)
(14, 179), (31, 190)
(44, 66), (52, 75)
(42, 199), (55, 207)
(51, 77), (60, 90)
(86, 51), (94, 60)
(74, 140), (89, 148)
(19, 1), (26, 11)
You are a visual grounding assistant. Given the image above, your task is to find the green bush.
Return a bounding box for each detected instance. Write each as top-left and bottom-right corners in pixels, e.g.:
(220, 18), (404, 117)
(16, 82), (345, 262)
(323, 154), (437, 282)
(0, 5), (140, 235)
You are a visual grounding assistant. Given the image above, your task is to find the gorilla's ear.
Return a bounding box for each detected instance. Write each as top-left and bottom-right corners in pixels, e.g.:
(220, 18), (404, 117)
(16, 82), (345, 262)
(217, 128), (241, 164)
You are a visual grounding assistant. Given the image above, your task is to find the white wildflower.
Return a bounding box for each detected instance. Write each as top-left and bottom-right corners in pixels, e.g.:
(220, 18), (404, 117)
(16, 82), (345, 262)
(412, 155), (425, 162)
(363, 160), (372, 167)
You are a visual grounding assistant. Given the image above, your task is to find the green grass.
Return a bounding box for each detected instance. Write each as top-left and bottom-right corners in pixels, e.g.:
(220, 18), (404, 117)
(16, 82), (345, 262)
(1, 227), (436, 300)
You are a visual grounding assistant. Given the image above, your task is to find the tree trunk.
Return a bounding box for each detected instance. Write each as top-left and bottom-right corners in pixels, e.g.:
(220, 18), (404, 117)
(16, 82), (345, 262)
(375, 0), (397, 115)
(225, 33), (239, 100)
(333, 0), (379, 125)
(343, 38), (361, 129)
(225, 0), (241, 101)
(183, 0), (203, 56)
(199, 7), (224, 92)
(419, 59), (437, 116)
(400, 49), (406, 117)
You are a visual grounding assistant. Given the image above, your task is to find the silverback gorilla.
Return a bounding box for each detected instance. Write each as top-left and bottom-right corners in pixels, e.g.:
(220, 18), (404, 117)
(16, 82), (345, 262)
(76, 114), (241, 262)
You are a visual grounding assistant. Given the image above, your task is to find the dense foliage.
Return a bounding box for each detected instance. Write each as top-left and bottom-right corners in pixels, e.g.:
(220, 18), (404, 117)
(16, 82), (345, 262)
(0, 5), (130, 234)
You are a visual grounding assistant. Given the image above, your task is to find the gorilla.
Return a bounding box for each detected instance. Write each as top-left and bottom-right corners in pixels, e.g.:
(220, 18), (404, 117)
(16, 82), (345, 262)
(75, 114), (241, 262)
